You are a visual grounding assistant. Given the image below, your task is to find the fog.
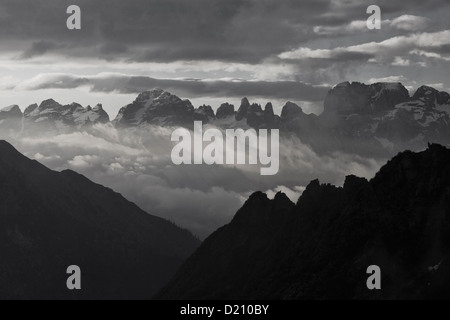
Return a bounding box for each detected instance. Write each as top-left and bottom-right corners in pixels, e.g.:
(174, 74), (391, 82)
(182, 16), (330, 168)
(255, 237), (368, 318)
(1, 124), (384, 239)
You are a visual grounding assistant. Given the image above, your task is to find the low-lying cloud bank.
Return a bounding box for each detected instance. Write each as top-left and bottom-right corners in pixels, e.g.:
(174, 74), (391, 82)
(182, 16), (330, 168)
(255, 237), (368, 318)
(2, 124), (383, 239)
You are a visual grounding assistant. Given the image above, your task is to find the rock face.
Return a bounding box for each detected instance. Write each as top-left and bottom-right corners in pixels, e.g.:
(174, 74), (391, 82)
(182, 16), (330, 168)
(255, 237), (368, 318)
(77, 104), (110, 126)
(0, 140), (200, 299)
(114, 89), (195, 127)
(307, 82), (450, 157)
(0, 105), (22, 120)
(281, 101), (305, 120)
(235, 98), (280, 129)
(23, 100), (109, 130)
(412, 85), (450, 105)
(194, 105), (216, 122)
(216, 103), (235, 119)
(157, 144), (450, 300)
(376, 89), (450, 149)
(0, 105), (23, 132)
(323, 82), (410, 117)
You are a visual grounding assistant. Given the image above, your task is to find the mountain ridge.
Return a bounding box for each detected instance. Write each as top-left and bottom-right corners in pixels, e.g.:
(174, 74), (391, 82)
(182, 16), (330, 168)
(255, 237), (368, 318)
(0, 140), (200, 299)
(5, 82), (448, 127)
(156, 144), (450, 300)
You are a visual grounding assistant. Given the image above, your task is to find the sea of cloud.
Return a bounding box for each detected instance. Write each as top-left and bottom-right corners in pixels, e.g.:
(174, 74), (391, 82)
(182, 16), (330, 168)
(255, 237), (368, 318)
(1, 124), (384, 239)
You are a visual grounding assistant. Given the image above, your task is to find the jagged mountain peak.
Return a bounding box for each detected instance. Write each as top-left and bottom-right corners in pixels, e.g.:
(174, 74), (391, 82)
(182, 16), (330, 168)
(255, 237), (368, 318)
(228, 190), (295, 232)
(114, 89), (194, 127)
(273, 191), (294, 206)
(216, 103), (235, 119)
(233, 97), (278, 129)
(248, 191), (269, 202)
(236, 97), (261, 121)
(39, 98), (61, 109)
(241, 97), (250, 106)
(281, 101), (304, 119)
(412, 86), (450, 105)
(324, 81), (410, 116)
(194, 104), (215, 122)
(372, 143), (450, 186)
(92, 103), (104, 112)
(21, 98), (110, 130)
(265, 102), (274, 112)
(414, 85), (439, 96)
(23, 103), (38, 115)
(135, 89), (192, 108)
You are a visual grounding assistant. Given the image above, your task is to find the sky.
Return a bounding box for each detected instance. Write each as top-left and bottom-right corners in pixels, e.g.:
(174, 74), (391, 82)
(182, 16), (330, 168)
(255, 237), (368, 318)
(0, 0), (449, 118)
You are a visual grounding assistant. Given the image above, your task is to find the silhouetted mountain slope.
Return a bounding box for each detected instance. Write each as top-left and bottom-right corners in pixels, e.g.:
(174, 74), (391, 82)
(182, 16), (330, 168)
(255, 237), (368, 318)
(0, 140), (200, 299)
(157, 144), (450, 300)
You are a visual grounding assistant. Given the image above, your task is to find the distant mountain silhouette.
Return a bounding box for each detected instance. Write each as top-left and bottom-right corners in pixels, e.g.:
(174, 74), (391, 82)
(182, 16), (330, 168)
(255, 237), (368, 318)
(0, 140), (200, 299)
(157, 144), (450, 300)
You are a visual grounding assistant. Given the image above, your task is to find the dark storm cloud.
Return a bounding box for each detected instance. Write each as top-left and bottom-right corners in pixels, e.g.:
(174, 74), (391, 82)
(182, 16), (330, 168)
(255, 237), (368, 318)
(424, 44), (450, 55)
(18, 41), (62, 59)
(1, 0), (447, 63)
(20, 74), (330, 101)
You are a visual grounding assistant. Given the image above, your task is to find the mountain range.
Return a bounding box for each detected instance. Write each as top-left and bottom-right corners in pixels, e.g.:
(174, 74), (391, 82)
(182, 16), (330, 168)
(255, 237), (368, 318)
(0, 140), (200, 299)
(157, 144), (450, 300)
(1, 82), (449, 157)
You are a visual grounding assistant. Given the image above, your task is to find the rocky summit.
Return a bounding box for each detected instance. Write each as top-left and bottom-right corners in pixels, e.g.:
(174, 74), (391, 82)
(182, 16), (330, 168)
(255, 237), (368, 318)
(322, 82), (410, 117)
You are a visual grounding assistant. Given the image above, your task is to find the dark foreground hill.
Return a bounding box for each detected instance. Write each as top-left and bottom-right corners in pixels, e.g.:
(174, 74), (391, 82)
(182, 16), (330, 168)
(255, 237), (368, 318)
(157, 144), (450, 300)
(0, 140), (200, 299)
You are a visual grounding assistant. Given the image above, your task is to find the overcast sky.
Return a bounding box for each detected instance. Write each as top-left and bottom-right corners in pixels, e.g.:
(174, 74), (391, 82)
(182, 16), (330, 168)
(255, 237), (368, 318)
(1, 0), (449, 117)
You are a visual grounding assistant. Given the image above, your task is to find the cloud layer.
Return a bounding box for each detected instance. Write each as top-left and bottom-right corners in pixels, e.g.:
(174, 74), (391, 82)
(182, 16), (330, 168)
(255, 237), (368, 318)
(2, 124), (383, 239)
(14, 73), (329, 102)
